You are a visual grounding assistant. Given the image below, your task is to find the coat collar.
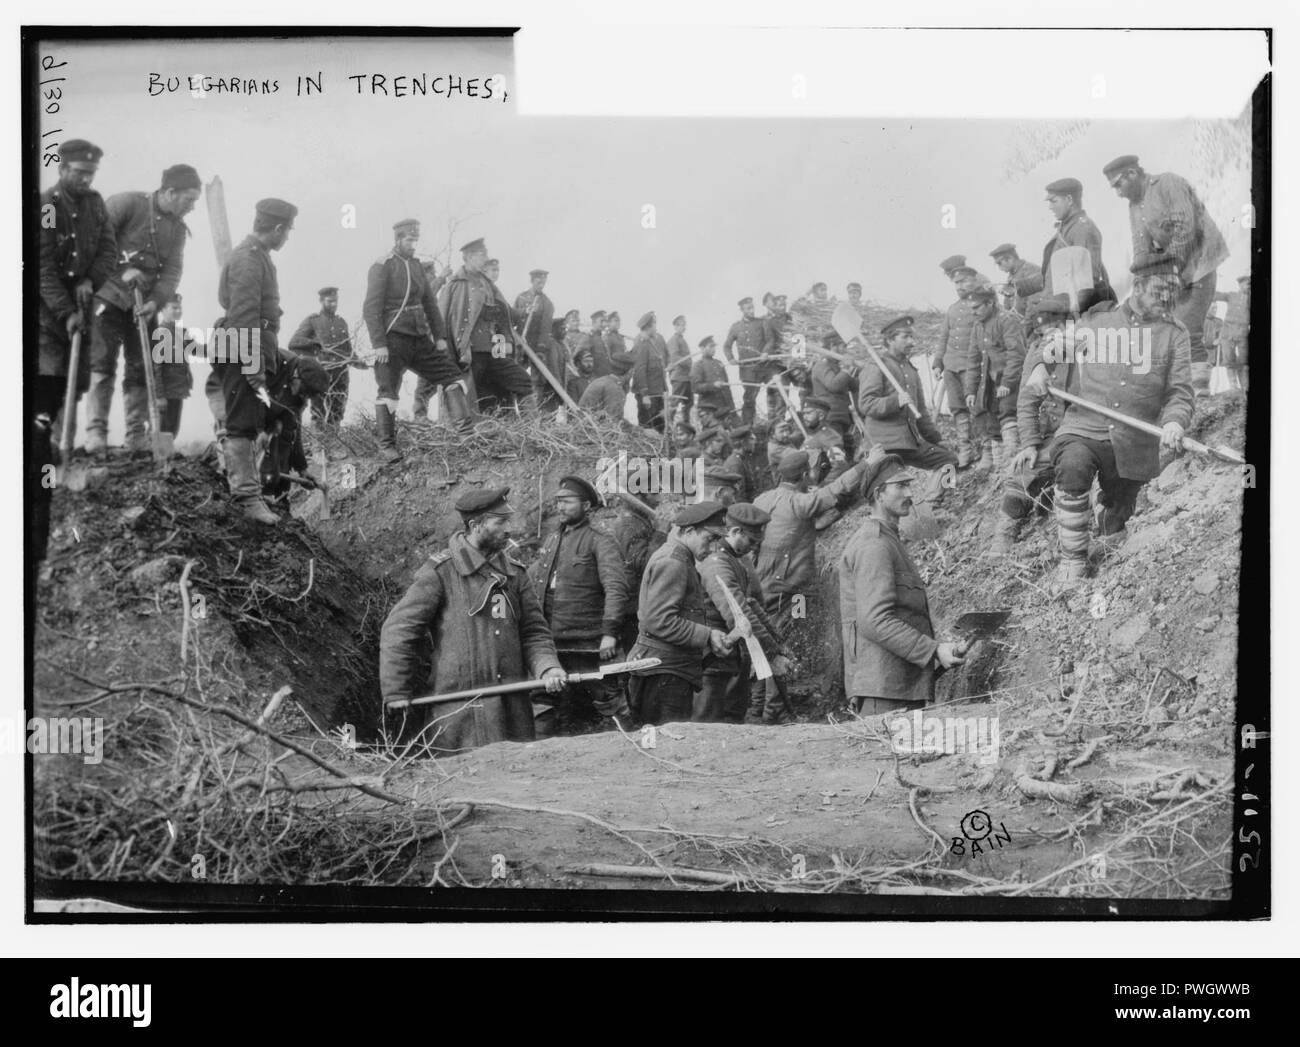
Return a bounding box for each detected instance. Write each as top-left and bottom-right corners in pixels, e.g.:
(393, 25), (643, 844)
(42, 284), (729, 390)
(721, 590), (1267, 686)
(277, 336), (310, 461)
(449, 531), (509, 577)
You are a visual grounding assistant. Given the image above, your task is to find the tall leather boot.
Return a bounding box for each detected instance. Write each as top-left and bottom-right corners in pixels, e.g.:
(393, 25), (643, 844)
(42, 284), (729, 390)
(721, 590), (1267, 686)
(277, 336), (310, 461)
(123, 385), (150, 455)
(954, 412), (974, 469)
(442, 382), (474, 432)
(85, 372), (115, 455)
(989, 439), (1003, 471)
(225, 437), (280, 525)
(374, 403), (402, 463)
(1001, 418), (1020, 457)
(1054, 490), (1091, 583)
(976, 437), (994, 470)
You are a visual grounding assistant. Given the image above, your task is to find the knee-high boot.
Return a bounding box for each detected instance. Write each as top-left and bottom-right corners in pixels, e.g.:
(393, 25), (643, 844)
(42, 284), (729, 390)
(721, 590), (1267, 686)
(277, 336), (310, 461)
(225, 437), (279, 525)
(1054, 490), (1091, 582)
(955, 412), (974, 469)
(374, 403), (402, 463)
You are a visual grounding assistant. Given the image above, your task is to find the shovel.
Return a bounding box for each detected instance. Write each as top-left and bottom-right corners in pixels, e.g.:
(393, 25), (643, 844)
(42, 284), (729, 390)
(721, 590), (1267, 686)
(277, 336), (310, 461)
(953, 610), (1011, 656)
(58, 317), (91, 491)
(132, 287), (175, 463)
(1047, 385), (1245, 465)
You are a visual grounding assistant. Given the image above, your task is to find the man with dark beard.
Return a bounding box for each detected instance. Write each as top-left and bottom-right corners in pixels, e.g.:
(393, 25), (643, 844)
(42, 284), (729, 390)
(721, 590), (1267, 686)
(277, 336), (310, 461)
(380, 487), (566, 752)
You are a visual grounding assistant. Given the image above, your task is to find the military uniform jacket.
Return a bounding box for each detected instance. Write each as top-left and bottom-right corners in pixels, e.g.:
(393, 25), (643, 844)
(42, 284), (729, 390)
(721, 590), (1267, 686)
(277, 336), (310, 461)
(722, 449), (757, 503)
(527, 517), (629, 647)
(723, 316), (774, 366)
(1017, 334), (1064, 457)
(934, 296), (981, 375)
(1129, 173), (1229, 287)
(152, 320), (196, 399)
(699, 542), (787, 674)
(438, 266), (517, 364)
(218, 235), (282, 392)
(839, 517), (939, 704)
(514, 289), (556, 348)
(690, 357), (735, 413)
(811, 357), (857, 430)
(1052, 301), (1195, 481)
(96, 191), (189, 312)
(364, 251), (445, 350)
(605, 330), (635, 375)
(858, 352), (944, 451)
(754, 464), (865, 597)
(970, 310), (1028, 387)
(630, 332), (669, 396)
(379, 532), (561, 709)
(1041, 209), (1113, 305)
(666, 332), (693, 382)
(289, 311), (353, 369)
(38, 184), (116, 373)
(1002, 259), (1044, 315)
(630, 539), (713, 686)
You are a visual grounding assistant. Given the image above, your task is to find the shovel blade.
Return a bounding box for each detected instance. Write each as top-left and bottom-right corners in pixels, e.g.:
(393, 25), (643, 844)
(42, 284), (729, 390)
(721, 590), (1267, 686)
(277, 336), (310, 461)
(831, 303), (865, 346)
(954, 610), (1012, 638)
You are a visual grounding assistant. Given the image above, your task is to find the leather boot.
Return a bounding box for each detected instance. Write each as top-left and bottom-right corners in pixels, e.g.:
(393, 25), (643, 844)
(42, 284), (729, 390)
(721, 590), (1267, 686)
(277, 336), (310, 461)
(85, 372), (114, 455)
(442, 382), (474, 432)
(986, 512), (1019, 558)
(1054, 490), (1091, 583)
(976, 441), (994, 470)
(123, 385), (151, 454)
(374, 403), (403, 463)
(955, 413), (974, 469)
(1001, 418), (1020, 457)
(225, 437), (280, 524)
(990, 439), (1003, 471)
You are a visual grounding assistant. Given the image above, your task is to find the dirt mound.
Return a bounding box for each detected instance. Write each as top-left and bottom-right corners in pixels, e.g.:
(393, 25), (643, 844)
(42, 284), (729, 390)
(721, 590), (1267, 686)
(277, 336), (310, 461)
(29, 389), (1247, 900)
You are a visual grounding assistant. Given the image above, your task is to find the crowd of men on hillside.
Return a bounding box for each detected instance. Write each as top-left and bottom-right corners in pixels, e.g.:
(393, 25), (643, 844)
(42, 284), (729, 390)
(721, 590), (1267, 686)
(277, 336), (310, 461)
(34, 140), (1251, 751)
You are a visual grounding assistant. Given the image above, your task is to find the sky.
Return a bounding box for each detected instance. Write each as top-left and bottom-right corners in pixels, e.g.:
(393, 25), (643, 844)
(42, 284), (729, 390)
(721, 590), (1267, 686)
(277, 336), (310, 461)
(37, 32), (1259, 443)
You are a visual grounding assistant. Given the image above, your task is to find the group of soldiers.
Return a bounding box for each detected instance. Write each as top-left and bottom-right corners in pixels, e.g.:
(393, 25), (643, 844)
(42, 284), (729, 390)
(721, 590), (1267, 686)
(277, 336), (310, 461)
(35, 139), (1249, 751)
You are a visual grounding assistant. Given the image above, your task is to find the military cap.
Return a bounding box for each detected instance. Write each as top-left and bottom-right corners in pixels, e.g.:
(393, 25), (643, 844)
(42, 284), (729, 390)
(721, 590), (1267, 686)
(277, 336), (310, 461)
(728, 424), (753, 440)
(1102, 154), (1141, 179)
(847, 282), (862, 291)
(951, 265), (978, 278)
(777, 449), (811, 480)
(393, 219), (420, 236)
(737, 296), (754, 308)
(967, 284), (998, 302)
(940, 255), (967, 272)
(637, 311), (656, 329)
(607, 310), (621, 320)
(161, 163), (201, 191)
(674, 500), (728, 533)
(554, 475), (601, 506)
(989, 243), (1017, 258)
(762, 292), (775, 306)
(1028, 294), (1072, 324)
(1130, 251), (1179, 278)
(802, 395), (832, 413)
(529, 268), (549, 278)
(564, 308), (581, 321)
(672, 314), (686, 325)
(590, 310), (607, 320)
(293, 354), (330, 397)
(255, 198), (298, 222)
(696, 402), (719, 416)
(812, 282), (828, 292)
(700, 426), (727, 444)
(704, 468), (743, 484)
(862, 454), (914, 502)
(1045, 177), (1083, 198)
(456, 486), (513, 517)
(880, 315), (914, 340)
(698, 335), (716, 349)
(59, 139), (103, 165)
(318, 286), (338, 297)
(459, 237), (487, 254)
(725, 502), (770, 531)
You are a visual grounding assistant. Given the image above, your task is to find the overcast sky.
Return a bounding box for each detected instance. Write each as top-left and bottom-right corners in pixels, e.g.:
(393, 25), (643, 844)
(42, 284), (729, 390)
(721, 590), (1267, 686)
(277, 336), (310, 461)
(39, 32), (1257, 442)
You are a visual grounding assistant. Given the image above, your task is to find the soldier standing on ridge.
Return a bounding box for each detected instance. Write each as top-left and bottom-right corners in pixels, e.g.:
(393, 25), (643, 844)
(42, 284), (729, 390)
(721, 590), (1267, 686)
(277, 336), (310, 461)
(364, 219), (468, 459)
(1104, 154), (1229, 397)
(289, 286), (359, 428)
(86, 163), (200, 455)
(723, 296), (775, 426)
